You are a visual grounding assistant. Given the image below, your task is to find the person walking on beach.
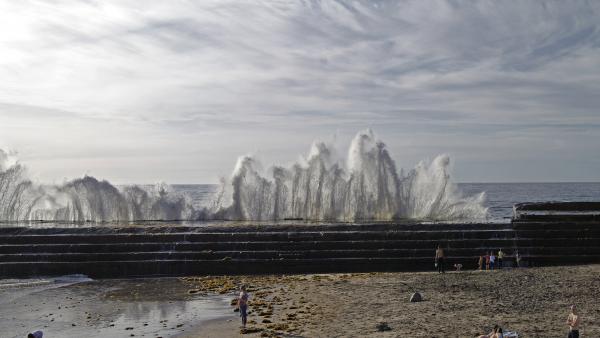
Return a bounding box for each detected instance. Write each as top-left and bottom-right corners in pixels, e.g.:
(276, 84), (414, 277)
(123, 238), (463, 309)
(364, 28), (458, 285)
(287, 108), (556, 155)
(497, 249), (505, 269)
(490, 252), (496, 270)
(485, 252), (490, 270)
(566, 304), (581, 338)
(435, 245), (445, 273)
(237, 285), (249, 328)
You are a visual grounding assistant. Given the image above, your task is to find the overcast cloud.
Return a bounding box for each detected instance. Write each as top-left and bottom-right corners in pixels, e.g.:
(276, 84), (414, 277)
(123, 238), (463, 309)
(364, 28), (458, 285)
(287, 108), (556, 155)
(1, 0), (599, 183)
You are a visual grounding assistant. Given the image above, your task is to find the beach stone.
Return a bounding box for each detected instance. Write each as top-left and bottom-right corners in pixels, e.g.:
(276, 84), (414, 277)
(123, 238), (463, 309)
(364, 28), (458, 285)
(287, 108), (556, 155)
(410, 292), (423, 302)
(376, 322), (392, 331)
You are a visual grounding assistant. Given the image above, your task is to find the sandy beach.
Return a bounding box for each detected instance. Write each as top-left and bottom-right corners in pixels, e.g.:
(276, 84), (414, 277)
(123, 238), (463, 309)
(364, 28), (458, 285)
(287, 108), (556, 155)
(181, 265), (600, 338)
(1, 265), (598, 337)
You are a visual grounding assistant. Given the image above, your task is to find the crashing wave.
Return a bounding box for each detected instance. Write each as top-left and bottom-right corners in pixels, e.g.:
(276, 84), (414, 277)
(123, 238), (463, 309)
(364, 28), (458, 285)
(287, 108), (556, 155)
(213, 130), (487, 221)
(0, 130), (487, 222)
(0, 149), (195, 222)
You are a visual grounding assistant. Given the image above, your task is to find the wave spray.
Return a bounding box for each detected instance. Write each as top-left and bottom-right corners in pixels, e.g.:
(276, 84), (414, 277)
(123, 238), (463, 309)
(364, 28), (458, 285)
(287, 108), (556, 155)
(213, 130), (487, 221)
(0, 130), (487, 223)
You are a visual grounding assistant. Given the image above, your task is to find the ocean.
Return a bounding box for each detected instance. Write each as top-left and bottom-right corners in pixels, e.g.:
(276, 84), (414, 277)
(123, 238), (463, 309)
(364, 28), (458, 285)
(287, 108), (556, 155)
(173, 182), (600, 223)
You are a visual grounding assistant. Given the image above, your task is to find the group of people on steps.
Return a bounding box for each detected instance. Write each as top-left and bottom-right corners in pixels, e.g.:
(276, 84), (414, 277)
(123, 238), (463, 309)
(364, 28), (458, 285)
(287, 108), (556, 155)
(435, 245), (522, 273)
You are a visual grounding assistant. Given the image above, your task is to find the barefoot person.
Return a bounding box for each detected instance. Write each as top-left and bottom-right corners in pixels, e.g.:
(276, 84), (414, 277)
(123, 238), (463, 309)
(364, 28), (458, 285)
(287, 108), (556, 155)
(566, 304), (581, 338)
(237, 285), (250, 328)
(435, 245), (445, 274)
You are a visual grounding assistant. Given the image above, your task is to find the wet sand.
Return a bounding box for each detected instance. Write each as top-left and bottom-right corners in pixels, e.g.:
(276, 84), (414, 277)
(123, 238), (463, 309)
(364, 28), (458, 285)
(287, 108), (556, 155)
(0, 277), (230, 338)
(181, 265), (600, 338)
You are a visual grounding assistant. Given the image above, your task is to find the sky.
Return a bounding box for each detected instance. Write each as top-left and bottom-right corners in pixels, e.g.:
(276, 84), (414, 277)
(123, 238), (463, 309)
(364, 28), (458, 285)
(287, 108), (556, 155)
(1, 0), (599, 184)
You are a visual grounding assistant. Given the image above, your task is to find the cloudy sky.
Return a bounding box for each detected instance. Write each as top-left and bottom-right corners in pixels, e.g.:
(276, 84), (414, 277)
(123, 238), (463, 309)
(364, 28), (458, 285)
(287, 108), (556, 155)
(1, 0), (599, 184)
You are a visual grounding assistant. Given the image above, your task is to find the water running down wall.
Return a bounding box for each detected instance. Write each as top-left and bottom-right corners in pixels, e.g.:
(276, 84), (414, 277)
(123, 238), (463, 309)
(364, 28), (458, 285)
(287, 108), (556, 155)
(0, 130), (487, 222)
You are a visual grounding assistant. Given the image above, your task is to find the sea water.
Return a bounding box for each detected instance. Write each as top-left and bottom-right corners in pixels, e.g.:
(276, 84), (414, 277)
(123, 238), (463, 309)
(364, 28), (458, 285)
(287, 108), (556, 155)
(175, 182), (600, 222)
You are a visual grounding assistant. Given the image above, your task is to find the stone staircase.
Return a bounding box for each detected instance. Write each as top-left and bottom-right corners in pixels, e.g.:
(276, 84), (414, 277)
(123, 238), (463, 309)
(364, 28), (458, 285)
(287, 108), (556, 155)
(0, 222), (598, 278)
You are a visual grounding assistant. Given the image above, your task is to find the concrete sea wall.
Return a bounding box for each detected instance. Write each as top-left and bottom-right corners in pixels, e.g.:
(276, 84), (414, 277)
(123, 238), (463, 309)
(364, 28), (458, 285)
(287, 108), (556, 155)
(0, 222), (598, 278)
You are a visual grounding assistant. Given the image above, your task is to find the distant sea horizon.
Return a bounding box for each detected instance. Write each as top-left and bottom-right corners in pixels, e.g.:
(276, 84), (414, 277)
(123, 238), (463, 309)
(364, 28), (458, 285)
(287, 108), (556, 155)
(169, 182), (600, 222)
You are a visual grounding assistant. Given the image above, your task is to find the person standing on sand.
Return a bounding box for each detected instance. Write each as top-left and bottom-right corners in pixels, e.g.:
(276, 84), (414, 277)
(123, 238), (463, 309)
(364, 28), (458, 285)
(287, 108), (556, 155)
(566, 304), (581, 338)
(237, 285), (249, 328)
(514, 250), (521, 268)
(497, 249), (505, 269)
(485, 252), (490, 270)
(435, 245), (445, 273)
(490, 252), (496, 270)
(478, 255), (484, 270)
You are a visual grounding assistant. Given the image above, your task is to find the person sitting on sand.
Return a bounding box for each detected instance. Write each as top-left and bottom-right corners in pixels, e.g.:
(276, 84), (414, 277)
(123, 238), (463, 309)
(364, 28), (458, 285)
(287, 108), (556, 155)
(27, 331), (43, 338)
(435, 245), (445, 273)
(566, 304), (581, 338)
(454, 263), (462, 271)
(477, 324), (498, 338)
(496, 327), (504, 338)
(237, 285), (249, 328)
(490, 252), (496, 270)
(478, 255), (484, 270)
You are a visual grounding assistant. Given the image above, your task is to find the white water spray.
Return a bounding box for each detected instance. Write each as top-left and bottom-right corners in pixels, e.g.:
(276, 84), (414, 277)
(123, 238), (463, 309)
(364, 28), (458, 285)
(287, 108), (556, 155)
(0, 130), (487, 223)
(0, 149), (195, 222)
(213, 130), (487, 221)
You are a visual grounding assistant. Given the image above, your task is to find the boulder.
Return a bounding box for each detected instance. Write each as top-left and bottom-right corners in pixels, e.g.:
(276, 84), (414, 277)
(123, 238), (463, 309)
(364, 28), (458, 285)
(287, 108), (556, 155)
(410, 292), (423, 302)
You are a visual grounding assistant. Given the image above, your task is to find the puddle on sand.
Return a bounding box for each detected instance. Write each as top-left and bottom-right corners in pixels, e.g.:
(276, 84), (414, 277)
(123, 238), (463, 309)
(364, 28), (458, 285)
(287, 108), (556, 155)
(0, 277), (231, 338)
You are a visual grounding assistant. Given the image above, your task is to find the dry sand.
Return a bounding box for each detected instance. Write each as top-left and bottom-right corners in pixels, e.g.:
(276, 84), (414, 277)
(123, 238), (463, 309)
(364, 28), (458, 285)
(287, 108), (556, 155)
(180, 265), (600, 338)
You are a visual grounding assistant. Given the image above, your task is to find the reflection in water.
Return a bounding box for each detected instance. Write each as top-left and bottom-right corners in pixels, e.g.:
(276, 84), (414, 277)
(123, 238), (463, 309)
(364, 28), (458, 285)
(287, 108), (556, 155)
(0, 277), (231, 338)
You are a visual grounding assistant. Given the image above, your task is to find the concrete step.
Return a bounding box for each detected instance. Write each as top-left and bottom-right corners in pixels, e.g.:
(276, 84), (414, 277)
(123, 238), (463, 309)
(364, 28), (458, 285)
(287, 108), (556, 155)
(3, 238), (600, 255)
(1, 237), (599, 254)
(2, 246), (600, 262)
(1, 254), (598, 278)
(0, 230), (522, 244)
(1, 230), (599, 245)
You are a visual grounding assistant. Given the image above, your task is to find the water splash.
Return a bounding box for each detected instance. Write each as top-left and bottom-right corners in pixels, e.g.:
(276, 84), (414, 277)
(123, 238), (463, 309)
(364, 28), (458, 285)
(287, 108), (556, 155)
(0, 130), (487, 222)
(0, 149), (195, 222)
(213, 130), (487, 221)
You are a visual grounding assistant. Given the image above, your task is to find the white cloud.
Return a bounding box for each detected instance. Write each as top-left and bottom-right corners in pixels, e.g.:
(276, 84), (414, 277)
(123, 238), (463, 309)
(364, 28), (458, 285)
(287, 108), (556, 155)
(1, 0), (599, 183)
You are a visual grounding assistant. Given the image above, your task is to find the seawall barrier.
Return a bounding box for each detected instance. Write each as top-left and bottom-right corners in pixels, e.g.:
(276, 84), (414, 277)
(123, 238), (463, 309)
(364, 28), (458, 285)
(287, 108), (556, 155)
(0, 222), (598, 278)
